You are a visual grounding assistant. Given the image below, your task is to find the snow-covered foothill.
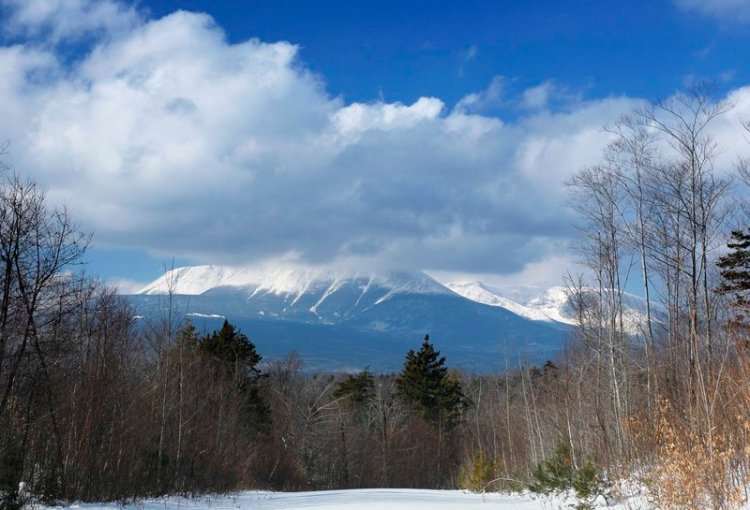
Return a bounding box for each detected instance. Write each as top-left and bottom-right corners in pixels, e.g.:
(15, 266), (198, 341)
(446, 281), (577, 325)
(446, 280), (661, 335)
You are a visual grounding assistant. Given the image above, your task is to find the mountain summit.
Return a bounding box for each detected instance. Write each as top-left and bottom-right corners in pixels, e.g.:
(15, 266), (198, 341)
(129, 265), (571, 372)
(139, 265), (450, 298)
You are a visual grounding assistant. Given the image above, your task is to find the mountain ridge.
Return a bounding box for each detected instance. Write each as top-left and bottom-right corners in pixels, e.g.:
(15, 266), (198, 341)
(127, 264), (572, 372)
(445, 281), (576, 325)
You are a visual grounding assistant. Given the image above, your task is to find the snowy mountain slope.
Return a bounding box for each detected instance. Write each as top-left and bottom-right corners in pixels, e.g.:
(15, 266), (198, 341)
(139, 265), (454, 326)
(446, 281), (662, 335)
(445, 282), (576, 325)
(140, 265), (449, 298)
(127, 265), (570, 372)
(128, 265), (666, 371)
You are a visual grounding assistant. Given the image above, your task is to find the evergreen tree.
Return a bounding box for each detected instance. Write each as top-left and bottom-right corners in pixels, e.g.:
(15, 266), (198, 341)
(200, 320), (269, 431)
(201, 320), (262, 380)
(333, 369), (375, 409)
(717, 229), (750, 330)
(395, 335), (468, 428)
(176, 320), (200, 349)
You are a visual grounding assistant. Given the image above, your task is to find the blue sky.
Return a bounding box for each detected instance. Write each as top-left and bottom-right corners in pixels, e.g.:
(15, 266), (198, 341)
(0, 0), (749, 291)
(143, 0), (748, 104)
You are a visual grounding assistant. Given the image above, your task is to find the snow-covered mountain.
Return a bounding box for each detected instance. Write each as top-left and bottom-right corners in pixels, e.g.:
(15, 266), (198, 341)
(127, 265), (570, 372)
(138, 265), (452, 324)
(445, 282), (576, 325)
(446, 280), (661, 336)
(129, 266), (661, 371)
(140, 265), (448, 300)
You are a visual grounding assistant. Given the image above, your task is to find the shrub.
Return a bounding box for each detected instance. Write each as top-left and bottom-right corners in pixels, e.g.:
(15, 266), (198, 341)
(459, 449), (502, 492)
(529, 443), (607, 508)
(529, 444), (575, 494)
(631, 399), (750, 510)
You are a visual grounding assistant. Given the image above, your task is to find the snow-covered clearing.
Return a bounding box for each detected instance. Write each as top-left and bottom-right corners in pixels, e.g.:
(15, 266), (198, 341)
(44, 488), (643, 510)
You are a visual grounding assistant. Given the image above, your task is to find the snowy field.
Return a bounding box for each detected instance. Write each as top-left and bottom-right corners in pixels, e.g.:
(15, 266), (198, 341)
(45, 488), (643, 510)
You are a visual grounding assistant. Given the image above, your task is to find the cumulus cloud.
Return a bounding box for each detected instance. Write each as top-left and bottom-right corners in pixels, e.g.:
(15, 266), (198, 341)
(2, 0), (141, 43)
(2, 1), (748, 282)
(675, 0), (750, 23)
(520, 82), (554, 110)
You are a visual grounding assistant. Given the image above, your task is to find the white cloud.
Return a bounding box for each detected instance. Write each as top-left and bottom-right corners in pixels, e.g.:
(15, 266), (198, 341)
(2, 0), (141, 43)
(107, 277), (149, 294)
(429, 253), (579, 290)
(458, 45), (478, 76)
(3, 2), (748, 283)
(675, 0), (750, 23)
(521, 82), (555, 110)
(0, 6), (639, 277)
(453, 76), (504, 114)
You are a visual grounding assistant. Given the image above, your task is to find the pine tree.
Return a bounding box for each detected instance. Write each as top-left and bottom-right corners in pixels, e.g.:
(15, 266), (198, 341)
(717, 229), (750, 331)
(395, 335), (468, 428)
(334, 369), (375, 409)
(201, 320), (262, 380)
(176, 320), (200, 349)
(200, 320), (269, 431)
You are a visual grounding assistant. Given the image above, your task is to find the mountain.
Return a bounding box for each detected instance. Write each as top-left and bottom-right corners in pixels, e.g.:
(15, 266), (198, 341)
(446, 280), (662, 336)
(445, 281), (576, 325)
(126, 265), (571, 373)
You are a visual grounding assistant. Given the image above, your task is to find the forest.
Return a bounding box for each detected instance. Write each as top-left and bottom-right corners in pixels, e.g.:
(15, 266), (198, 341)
(4, 84), (750, 509)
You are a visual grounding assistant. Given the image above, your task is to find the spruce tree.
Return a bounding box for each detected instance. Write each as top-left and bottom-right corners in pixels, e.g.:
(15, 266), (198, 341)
(176, 320), (200, 349)
(395, 335), (468, 428)
(201, 320), (262, 380)
(200, 320), (269, 431)
(334, 369), (375, 409)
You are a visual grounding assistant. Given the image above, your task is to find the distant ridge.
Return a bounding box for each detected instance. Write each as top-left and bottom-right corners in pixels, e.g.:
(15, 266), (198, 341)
(445, 281), (576, 325)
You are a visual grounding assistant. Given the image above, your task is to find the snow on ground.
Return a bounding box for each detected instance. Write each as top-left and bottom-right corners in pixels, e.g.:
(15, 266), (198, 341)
(43, 488), (645, 510)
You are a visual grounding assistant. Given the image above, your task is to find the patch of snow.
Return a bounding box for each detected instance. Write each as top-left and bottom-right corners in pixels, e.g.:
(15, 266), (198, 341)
(368, 321), (390, 332)
(352, 277), (375, 309)
(523, 286), (576, 324)
(310, 278), (346, 314)
(139, 265), (254, 295)
(186, 312), (225, 319)
(373, 288), (399, 306)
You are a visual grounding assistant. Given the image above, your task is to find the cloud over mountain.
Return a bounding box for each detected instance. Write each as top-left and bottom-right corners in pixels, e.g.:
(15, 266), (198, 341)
(1, 1), (748, 284)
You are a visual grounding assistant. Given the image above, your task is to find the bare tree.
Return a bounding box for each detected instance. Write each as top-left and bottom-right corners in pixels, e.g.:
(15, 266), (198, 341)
(566, 163), (631, 459)
(0, 170), (90, 503)
(633, 83), (732, 431)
